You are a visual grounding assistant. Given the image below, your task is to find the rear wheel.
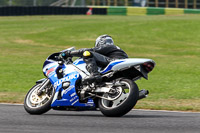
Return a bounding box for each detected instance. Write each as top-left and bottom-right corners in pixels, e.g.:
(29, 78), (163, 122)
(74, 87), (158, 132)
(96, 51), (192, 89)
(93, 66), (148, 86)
(98, 79), (139, 117)
(24, 81), (55, 115)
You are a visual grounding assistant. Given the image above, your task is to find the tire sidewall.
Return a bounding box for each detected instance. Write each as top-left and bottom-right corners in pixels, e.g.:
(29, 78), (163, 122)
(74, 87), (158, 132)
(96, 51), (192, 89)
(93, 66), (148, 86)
(98, 79), (139, 117)
(24, 83), (55, 115)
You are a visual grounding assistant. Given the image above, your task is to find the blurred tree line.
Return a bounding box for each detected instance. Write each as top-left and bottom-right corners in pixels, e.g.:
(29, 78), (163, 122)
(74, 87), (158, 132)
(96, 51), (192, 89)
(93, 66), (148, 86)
(0, 0), (58, 6)
(0, 0), (134, 6)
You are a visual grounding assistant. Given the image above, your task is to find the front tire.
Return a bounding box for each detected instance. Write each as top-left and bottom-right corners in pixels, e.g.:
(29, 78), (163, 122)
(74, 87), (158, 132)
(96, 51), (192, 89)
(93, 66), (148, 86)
(24, 82), (55, 115)
(98, 79), (139, 117)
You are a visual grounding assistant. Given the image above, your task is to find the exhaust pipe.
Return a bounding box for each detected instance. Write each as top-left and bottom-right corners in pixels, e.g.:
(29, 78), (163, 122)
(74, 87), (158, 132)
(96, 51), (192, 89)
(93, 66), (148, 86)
(138, 89), (149, 100)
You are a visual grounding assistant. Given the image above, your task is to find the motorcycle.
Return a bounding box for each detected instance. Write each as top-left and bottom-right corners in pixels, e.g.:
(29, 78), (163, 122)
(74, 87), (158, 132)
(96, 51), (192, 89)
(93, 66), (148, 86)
(24, 47), (155, 117)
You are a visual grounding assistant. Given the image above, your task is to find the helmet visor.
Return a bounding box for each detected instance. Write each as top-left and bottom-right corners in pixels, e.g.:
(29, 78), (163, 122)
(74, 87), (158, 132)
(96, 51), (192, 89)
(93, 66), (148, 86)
(105, 38), (113, 45)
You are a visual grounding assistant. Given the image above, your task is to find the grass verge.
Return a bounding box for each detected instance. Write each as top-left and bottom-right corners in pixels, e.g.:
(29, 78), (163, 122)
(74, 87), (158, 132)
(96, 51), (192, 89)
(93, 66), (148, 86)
(0, 15), (200, 111)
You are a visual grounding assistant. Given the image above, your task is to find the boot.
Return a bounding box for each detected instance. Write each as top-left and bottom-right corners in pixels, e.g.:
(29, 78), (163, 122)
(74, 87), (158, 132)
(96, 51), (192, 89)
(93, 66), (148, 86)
(82, 58), (102, 85)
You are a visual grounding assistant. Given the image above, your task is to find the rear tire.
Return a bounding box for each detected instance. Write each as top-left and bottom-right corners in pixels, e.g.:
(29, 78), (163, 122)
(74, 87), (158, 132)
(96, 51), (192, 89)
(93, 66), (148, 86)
(98, 79), (139, 117)
(24, 82), (54, 115)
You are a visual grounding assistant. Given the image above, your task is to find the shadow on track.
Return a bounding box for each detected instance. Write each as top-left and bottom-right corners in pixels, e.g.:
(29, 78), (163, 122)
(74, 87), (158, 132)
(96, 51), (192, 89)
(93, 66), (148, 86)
(43, 112), (179, 119)
(44, 112), (104, 117)
(124, 114), (179, 118)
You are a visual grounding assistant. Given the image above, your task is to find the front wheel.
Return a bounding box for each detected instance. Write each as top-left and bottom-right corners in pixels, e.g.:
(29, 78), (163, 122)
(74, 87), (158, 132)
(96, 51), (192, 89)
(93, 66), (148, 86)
(98, 79), (139, 117)
(24, 80), (55, 115)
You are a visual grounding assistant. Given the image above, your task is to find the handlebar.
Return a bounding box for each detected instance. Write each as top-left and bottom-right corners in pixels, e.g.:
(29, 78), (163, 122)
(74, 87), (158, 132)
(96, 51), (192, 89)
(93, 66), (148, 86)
(55, 55), (73, 65)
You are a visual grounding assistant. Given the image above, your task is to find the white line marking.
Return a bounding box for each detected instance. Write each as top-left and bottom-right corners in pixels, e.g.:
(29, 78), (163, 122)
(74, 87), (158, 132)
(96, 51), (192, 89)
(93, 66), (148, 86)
(0, 103), (200, 114)
(133, 109), (200, 114)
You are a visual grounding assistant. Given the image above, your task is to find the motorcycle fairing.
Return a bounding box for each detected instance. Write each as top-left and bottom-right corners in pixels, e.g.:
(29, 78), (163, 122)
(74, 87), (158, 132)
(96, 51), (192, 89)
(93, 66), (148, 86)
(103, 58), (154, 72)
(44, 62), (95, 108)
(101, 61), (125, 74)
(101, 58), (155, 79)
(43, 60), (59, 78)
(73, 60), (85, 65)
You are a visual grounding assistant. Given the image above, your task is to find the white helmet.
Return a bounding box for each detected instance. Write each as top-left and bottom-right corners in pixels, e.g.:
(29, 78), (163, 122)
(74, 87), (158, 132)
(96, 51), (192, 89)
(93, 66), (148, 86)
(95, 35), (114, 48)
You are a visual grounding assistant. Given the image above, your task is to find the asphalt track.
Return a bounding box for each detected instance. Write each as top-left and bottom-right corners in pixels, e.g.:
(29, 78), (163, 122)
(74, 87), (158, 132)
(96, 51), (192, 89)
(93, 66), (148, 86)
(0, 104), (200, 133)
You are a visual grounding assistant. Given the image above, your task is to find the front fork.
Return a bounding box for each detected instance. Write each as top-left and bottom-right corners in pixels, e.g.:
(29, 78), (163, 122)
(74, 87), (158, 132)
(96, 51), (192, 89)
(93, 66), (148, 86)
(36, 78), (50, 96)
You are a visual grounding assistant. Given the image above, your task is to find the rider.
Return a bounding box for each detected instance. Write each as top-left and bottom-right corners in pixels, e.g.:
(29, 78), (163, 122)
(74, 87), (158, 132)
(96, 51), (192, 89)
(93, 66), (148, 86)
(61, 34), (128, 84)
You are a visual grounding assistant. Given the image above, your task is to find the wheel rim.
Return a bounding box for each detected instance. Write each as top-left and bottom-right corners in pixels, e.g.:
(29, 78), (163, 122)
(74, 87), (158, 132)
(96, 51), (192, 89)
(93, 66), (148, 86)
(26, 83), (54, 108)
(101, 81), (131, 109)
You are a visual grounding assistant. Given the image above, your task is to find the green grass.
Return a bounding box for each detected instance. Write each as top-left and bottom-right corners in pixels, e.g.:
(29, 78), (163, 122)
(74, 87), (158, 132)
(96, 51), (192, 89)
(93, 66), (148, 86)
(0, 15), (200, 111)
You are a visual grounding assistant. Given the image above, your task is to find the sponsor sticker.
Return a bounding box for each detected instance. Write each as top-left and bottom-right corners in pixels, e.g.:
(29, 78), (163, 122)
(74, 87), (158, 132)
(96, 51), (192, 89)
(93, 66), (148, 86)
(53, 73), (79, 88)
(71, 99), (79, 105)
(63, 85), (75, 95)
(70, 96), (78, 102)
(70, 92), (76, 97)
(46, 67), (55, 76)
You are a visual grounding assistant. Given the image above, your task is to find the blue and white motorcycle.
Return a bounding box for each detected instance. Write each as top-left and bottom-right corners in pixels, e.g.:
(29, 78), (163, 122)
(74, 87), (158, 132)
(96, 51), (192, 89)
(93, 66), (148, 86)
(24, 47), (155, 117)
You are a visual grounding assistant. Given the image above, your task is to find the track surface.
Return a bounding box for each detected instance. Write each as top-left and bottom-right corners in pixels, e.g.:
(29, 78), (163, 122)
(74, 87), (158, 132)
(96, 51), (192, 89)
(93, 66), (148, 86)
(0, 104), (200, 133)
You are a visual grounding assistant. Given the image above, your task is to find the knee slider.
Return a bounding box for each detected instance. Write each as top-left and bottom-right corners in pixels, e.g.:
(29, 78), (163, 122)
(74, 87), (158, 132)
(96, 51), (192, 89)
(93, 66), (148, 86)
(83, 51), (92, 58)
